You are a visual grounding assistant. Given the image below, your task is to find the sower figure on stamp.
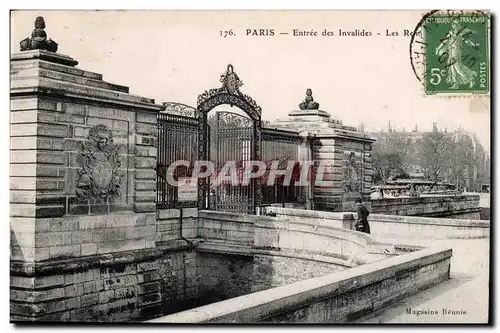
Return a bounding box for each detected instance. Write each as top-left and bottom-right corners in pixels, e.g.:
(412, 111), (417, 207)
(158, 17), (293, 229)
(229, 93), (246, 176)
(355, 197), (371, 234)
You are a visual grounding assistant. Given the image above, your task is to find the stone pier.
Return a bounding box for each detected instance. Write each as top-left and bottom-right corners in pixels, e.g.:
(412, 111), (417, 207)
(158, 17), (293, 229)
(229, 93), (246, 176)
(9, 50), (174, 321)
(271, 107), (376, 212)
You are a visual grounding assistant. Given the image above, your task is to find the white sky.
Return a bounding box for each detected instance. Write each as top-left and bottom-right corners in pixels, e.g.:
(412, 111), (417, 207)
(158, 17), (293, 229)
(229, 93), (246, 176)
(10, 10), (490, 152)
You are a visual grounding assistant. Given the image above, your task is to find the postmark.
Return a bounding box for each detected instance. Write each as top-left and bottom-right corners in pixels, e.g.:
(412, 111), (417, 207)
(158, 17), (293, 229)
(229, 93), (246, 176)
(409, 10), (490, 96)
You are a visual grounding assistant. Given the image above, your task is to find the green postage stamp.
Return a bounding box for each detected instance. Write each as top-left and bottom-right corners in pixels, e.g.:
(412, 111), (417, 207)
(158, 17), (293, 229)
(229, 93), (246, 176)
(423, 11), (490, 95)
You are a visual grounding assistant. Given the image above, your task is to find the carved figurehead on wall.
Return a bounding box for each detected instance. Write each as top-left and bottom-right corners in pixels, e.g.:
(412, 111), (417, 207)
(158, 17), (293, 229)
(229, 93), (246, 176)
(76, 124), (123, 203)
(19, 16), (59, 52)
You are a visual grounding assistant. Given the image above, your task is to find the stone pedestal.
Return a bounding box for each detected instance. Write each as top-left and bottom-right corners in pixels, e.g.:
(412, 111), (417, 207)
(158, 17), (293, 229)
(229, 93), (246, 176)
(10, 50), (164, 321)
(271, 109), (376, 213)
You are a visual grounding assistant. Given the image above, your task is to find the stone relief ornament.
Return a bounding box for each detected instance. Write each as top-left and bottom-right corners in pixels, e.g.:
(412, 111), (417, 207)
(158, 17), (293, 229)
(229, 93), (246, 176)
(76, 124), (123, 202)
(343, 151), (360, 193)
(19, 16), (58, 52)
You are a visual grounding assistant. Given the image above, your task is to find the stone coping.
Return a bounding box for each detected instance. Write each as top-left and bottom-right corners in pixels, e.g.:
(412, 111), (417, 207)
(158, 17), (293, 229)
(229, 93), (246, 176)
(196, 240), (358, 267)
(158, 208), (198, 219)
(199, 209), (411, 260)
(262, 126), (301, 135)
(11, 58), (102, 81)
(256, 218), (406, 258)
(288, 110), (332, 117)
(34, 63), (130, 93)
(369, 214), (490, 228)
(11, 51), (164, 111)
(10, 239), (197, 277)
(11, 50), (79, 67)
(267, 206), (489, 228)
(11, 79), (162, 111)
(265, 206), (354, 220)
(315, 131), (377, 143)
(147, 246), (452, 323)
(199, 210), (275, 224)
(200, 208), (404, 250)
(371, 194), (480, 203)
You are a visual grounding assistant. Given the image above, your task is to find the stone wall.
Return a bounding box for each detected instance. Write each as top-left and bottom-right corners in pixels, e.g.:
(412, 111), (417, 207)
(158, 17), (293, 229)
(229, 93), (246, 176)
(193, 247), (347, 303)
(479, 193), (490, 220)
(265, 206), (356, 229)
(312, 137), (373, 212)
(187, 209), (413, 308)
(368, 214), (489, 240)
(197, 211), (255, 245)
(10, 50), (166, 322)
(195, 252), (254, 304)
(253, 211), (403, 265)
(250, 254), (346, 293)
(264, 206), (489, 242)
(156, 208), (198, 243)
(268, 109), (375, 213)
(198, 210), (402, 265)
(10, 242), (198, 322)
(371, 195), (481, 219)
(148, 246), (452, 323)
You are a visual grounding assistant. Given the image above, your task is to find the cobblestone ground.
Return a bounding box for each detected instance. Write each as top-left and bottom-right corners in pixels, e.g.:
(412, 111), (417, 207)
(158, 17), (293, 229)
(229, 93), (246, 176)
(358, 237), (490, 324)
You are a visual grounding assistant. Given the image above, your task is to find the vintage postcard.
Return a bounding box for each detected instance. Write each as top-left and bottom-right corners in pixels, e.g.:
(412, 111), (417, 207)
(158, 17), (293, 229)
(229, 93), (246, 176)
(9, 10), (491, 324)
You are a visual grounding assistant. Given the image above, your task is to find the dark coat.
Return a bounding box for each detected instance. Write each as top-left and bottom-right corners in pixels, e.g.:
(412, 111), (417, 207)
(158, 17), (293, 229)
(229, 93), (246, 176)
(355, 203), (371, 234)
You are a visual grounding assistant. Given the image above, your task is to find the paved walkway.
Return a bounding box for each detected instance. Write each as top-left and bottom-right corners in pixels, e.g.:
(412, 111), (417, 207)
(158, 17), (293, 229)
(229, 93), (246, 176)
(358, 238), (490, 324)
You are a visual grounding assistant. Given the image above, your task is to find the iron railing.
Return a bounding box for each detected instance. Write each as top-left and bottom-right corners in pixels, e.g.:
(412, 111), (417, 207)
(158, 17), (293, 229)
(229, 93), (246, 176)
(261, 128), (303, 206)
(156, 113), (305, 210)
(156, 112), (198, 209)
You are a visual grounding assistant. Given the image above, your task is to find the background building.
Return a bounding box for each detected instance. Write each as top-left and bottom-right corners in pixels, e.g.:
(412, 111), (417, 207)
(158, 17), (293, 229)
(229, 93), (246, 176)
(365, 123), (490, 192)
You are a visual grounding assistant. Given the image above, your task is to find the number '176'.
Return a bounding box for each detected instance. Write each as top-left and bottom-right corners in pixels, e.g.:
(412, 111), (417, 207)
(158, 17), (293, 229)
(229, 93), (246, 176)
(220, 29), (235, 38)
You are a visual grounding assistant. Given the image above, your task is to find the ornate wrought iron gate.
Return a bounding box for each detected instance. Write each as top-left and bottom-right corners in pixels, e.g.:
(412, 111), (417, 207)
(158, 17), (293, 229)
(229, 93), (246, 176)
(197, 64), (262, 214)
(208, 111), (255, 213)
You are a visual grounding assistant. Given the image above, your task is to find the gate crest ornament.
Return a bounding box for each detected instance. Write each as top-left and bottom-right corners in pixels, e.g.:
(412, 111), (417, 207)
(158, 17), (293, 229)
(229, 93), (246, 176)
(76, 124), (123, 202)
(197, 64), (262, 117)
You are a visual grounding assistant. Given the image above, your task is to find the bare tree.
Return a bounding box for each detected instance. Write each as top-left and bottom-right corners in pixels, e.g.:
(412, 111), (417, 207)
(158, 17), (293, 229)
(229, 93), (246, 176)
(371, 135), (410, 183)
(445, 136), (475, 189)
(418, 130), (453, 182)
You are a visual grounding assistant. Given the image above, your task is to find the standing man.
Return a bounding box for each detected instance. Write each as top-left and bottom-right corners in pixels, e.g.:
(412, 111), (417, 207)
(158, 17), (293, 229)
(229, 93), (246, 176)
(355, 197), (371, 234)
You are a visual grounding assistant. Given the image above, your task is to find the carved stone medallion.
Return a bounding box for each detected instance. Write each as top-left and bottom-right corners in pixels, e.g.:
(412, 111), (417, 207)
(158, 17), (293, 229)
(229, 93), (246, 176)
(76, 124), (123, 202)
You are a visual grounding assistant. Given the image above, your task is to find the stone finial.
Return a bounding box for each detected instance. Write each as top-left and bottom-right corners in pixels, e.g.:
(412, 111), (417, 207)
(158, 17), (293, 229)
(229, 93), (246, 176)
(299, 88), (320, 110)
(19, 16), (58, 53)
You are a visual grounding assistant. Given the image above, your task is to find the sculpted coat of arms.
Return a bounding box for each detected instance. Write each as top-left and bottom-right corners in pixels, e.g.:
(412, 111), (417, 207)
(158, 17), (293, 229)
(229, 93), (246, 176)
(76, 124), (123, 202)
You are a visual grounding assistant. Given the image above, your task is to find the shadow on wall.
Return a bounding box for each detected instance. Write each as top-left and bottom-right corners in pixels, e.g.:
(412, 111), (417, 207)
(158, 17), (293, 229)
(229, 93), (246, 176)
(157, 250), (200, 317)
(10, 226), (24, 262)
(192, 251), (344, 303)
(194, 252), (255, 306)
